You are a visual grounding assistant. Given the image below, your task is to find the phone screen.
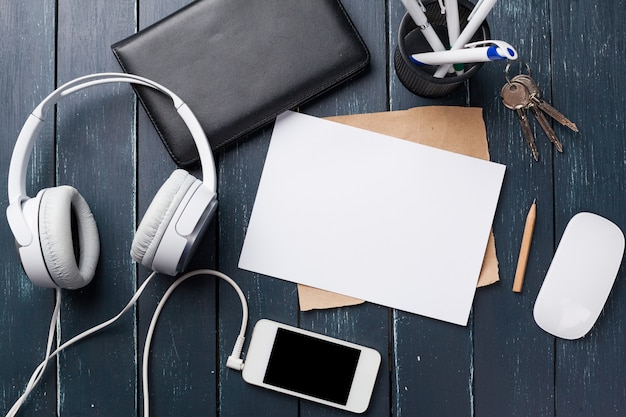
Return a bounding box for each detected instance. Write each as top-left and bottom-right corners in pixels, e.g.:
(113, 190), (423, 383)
(263, 328), (361, 405)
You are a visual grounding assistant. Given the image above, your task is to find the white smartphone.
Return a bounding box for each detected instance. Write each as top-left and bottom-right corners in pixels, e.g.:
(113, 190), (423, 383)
(242, 319), (381, 413)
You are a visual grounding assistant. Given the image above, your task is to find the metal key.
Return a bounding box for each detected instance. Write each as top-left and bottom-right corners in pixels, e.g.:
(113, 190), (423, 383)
(511, 75), (564, 152)
(513, 74), (578, 132)
(501, 82), (539, 161)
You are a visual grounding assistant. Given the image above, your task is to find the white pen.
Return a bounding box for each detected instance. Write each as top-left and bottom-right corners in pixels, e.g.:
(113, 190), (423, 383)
(443, 0), (460, 46)
(443, 0), (462, 74)
(467, 0), (486, 22)
(411, 40), (518, 66)
(433, 0), (498, 78)
(401, 0), (447, 52)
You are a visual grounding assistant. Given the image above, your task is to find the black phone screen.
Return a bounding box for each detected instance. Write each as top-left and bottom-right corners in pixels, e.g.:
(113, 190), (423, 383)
(262, 328), (361, 405)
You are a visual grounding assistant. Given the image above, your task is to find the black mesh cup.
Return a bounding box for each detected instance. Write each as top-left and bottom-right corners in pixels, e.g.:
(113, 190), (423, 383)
(394, 0), (491, 97)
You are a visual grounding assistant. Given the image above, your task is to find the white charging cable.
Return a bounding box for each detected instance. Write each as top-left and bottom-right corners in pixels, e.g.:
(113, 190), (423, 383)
(142, 269), (248, 417)
(5, 269), (248, 417)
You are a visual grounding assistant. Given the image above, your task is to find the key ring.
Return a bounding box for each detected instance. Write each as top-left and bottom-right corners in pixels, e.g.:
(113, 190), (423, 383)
(505, 62), (532, 85)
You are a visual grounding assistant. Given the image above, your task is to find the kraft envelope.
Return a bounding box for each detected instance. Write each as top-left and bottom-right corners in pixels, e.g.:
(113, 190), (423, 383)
(239, 110), (505, 326)
(299, 106), (500, 311)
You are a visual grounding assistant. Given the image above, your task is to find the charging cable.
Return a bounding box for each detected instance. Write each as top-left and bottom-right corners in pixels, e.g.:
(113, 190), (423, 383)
(142, 269), (248, 416)
(5, 269), (248, 417)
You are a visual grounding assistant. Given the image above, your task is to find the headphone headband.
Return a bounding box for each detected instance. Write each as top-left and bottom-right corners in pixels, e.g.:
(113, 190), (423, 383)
(33, 73), (184, 119)
(7, 73), (216, 206)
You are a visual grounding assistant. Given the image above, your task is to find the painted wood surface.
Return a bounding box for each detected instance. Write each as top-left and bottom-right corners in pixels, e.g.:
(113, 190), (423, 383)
(1, 0), (625, 416)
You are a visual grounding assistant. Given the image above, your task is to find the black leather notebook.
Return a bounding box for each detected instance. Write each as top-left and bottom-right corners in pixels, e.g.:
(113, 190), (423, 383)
(112, 0), (369, 166)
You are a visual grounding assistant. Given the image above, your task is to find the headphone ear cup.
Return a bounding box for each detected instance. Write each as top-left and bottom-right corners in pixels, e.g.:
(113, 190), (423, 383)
(38, 186), (100, 289)
(131, 169), (197, 271)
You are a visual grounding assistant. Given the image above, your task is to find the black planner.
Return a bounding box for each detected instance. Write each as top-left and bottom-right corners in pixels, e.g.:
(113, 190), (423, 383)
(112, 0), (369, 166)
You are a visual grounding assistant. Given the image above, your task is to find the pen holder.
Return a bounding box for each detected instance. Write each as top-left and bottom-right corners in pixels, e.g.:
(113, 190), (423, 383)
(395, 0), (491, 98)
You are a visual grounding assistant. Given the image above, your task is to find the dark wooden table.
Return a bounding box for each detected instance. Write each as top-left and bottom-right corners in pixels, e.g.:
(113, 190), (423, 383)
(2, 1), (625, 416)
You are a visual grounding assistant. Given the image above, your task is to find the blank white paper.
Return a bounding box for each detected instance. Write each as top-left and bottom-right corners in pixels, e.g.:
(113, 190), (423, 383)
(238, 111), (505, 325)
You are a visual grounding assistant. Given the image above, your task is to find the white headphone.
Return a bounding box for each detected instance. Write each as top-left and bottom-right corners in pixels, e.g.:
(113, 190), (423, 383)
(6, 73), (218, 289)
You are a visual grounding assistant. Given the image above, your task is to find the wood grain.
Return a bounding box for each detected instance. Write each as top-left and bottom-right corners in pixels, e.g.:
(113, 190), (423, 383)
(553, 1), (626, 416)
(54, 1), (138, 415)
(0, 2), (57, 417)
(2, 0), (626, 416)
(471, 0), (556, 415)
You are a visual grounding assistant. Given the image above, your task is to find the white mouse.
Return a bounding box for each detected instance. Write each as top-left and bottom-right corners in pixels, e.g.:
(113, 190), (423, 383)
(533, 212), (625, 339)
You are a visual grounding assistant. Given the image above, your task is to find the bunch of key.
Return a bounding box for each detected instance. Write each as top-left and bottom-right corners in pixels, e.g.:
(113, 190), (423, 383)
(500, 65), (578, 161)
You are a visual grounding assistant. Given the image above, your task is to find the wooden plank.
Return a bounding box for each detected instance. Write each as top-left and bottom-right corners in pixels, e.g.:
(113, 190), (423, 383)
(54, 0), (138, 415)
(296, 2), (391, 417)
(2, 1), (626, 416)
(387, 1), (475, 416)
(552, 0), (626, 415)
(217, 128), (300, 416)
(218, 1), (391, 415)
(0, 2), (57, 416)
(470, 0), (557, 415)
(132, 0), (219, 415)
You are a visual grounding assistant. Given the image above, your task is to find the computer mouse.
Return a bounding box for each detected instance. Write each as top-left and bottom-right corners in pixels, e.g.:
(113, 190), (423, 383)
(533, 212), (625, 339)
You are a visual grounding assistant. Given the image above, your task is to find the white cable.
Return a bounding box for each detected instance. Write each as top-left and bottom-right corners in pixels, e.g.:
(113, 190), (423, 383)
(142, 269), (248, 417)
(4, 271), (157, 417)
(6, 289), (62, 417)
(5, 268), (248, 417)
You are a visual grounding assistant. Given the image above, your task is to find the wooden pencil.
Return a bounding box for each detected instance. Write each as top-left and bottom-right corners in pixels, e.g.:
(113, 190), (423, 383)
(513, 200), (536, 293)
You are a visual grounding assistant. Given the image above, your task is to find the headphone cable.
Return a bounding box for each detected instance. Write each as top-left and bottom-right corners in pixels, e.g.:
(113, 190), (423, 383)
(5, 271), (157, 417)
(5, 288), (62, 417)
(4, 269), (248, 417)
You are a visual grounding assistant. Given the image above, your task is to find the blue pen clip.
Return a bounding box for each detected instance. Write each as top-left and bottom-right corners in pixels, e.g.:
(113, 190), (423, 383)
(465, 40), (519, 60)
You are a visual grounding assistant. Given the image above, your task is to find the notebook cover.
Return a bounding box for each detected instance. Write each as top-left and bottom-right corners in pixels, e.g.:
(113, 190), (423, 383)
(111, 0), (369, 166)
